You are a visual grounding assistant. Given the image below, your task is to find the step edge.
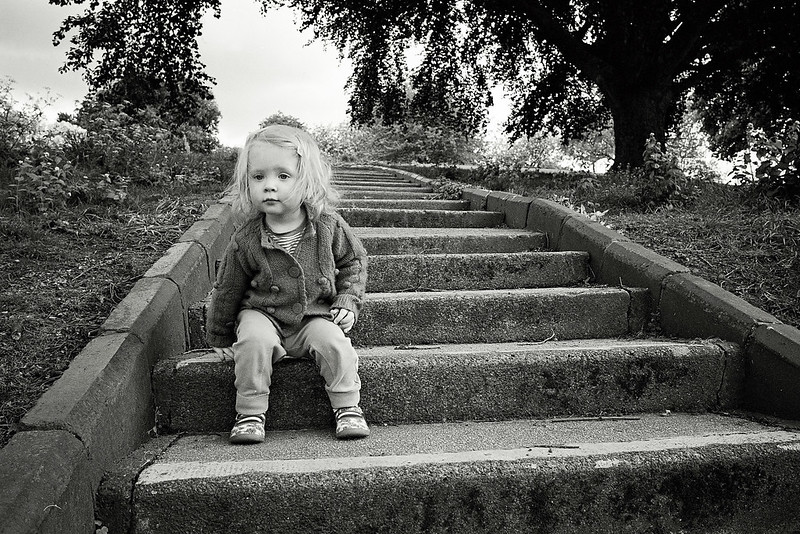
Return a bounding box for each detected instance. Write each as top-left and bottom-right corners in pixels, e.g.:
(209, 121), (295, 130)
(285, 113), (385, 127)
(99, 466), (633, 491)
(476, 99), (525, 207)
(136, 429), (800, 484)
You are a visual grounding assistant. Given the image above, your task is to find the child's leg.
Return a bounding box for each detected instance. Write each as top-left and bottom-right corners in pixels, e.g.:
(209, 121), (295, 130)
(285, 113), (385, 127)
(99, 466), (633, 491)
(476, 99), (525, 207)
(232, 309), (287, 415)
(285, 317), (361, 409)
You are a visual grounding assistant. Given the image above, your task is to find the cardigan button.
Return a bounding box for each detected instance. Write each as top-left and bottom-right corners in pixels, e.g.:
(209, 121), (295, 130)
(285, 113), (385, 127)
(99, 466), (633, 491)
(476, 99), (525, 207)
(291, 303), (304, 314)
(250, 280), (258, 288)
(288, 266), (301, 278)
(342, 281), (352, 289)
(266, 307), (276, 314)
(270, 285), (280, 293)
(317, 277), (327, 285)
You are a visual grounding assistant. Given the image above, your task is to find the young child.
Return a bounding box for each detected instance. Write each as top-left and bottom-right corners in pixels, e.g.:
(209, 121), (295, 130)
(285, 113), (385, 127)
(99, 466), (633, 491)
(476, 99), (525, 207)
(206, 124), (369, 444)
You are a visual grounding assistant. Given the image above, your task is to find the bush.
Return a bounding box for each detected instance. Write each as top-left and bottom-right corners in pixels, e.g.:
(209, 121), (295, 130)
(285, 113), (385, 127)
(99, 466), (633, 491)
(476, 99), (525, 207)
(731, 119), (799, 200)
(0, 86), (232, 214)
(0, 78), (51, 183)
(313, 122), (480, 165)
(479, 132), (565, 170)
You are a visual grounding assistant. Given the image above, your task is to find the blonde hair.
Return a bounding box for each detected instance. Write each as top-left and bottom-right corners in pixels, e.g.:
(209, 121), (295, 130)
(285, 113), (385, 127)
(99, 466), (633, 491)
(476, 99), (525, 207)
(228, 124), (338, 222)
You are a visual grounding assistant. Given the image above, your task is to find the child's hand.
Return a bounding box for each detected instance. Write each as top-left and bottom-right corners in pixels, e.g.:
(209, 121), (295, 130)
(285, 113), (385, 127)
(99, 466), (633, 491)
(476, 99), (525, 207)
(331, 307), (355, 333)
(212, 346), (234, 360)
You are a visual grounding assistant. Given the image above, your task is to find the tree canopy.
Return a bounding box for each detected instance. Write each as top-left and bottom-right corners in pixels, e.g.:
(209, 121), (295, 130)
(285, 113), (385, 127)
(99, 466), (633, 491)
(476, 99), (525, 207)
(50, 0), (799, 168)
(49, 0), (220, 135)
(264, 0), (798, 168)
(688, 1), (800, 158)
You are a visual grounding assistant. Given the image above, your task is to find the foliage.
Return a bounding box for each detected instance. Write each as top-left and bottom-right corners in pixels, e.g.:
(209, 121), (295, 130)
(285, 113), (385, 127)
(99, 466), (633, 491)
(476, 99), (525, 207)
(259, 112), (308, 131)
(263, 0), (772, 169)
(49, 0), (221, 135)
(405, 8), (492, 136)
(731, 120), (800, 201)
(0, 84), (230, 215)
(8, 148), (128, 213)
(429, 176), (464, 200)
(638, 134), (698, 210)
(262, 0), (491, 138)
(313, 122), (480, 165)
(480, 132), (564, 171)
(690, 2), (800, 158)
(561, 127), (614, 172)
(0, 78), (53, 174)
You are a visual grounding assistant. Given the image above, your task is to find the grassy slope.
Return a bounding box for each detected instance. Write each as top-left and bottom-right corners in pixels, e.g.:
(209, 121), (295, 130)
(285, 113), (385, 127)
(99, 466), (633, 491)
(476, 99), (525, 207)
(0, 183), (225, 448)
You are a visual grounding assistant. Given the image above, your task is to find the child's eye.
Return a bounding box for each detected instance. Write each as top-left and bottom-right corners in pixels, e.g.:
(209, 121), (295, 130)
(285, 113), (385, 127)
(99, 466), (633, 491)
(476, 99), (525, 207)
(251, 173), (264, 181)
(279, 173), (291, 181)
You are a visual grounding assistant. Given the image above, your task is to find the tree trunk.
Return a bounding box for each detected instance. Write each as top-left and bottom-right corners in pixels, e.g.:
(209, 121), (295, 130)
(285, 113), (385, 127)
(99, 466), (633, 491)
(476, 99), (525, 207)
(608, 87), (671, 170)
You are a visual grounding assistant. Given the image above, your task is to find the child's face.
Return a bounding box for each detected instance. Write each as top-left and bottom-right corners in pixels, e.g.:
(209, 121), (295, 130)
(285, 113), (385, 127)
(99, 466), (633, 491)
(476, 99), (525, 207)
(247, 141), (303, 222)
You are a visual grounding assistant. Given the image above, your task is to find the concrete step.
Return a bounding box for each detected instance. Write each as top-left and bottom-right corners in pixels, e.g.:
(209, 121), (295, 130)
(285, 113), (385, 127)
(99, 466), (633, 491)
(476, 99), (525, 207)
(349, 287), (648, 346)
(353, 227), (547, 255)
(333, 169), (396, 177)
(189, 286), (648, 349)
(99, 413), (800, 533)
(368, 251), (589, 291)
(339, 207), (504, 228)
(153, 339), (742, 433)
(339, 198), (470, 210)
(340, 189), (440, 199)
(334, 179), (419, 188)
(336, 183), (434, 192)
(333, 174), (409, 183)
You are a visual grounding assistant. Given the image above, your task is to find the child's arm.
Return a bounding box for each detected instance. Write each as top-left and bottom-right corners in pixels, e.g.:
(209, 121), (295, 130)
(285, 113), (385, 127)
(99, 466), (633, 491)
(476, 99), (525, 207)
(205, 239), (251, 348)
(330, 215), (368, 324)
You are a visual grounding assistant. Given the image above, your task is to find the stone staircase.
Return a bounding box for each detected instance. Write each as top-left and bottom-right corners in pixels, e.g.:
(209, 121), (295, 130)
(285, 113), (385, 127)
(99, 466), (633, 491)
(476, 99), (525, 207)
(97, 167), (800, 533)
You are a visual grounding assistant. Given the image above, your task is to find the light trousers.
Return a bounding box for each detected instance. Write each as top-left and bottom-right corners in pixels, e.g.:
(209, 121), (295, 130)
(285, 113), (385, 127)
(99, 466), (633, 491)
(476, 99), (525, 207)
(232, 309), (361, 415)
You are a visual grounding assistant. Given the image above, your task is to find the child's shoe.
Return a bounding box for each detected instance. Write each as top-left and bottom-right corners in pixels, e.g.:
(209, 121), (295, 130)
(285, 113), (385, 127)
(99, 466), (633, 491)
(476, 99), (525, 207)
(334, 406), (370, 439)
(229, 413), (266, 444)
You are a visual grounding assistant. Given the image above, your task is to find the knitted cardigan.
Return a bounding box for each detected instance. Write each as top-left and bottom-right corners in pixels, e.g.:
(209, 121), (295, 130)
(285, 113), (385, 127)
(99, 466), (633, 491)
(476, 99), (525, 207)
(205, 209), (367, 348)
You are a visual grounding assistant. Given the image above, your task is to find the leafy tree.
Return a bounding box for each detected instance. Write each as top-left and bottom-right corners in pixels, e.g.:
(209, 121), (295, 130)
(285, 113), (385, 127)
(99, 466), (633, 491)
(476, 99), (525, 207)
(50, 0), (220, 138)
(259, 112), (308, 131)
(261, 0), (491, 138)
(688, 2), (800, 158)
(264, 0), (786, 169)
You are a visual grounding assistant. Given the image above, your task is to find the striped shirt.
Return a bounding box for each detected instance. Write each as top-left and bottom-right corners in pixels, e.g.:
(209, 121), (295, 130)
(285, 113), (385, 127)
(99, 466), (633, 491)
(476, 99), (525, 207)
(266, 221), (306, 256)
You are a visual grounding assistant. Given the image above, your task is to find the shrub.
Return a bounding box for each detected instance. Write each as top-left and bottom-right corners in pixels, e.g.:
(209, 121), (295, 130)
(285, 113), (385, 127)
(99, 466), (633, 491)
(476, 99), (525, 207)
(0, 87), (232, 214)
(0, 78), (52, 182)
(638, 133), (699, 209)
(313, 122), (480, 165)
(479, 132), (565, 170)
(7, 147), (128, 213)
(731, 119), (799, 200)
(60, 99), (181, 182)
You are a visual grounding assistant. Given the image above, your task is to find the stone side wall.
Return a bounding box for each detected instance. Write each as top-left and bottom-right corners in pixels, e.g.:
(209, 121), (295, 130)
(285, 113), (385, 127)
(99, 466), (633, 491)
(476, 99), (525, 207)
(0, 193), (237, 534)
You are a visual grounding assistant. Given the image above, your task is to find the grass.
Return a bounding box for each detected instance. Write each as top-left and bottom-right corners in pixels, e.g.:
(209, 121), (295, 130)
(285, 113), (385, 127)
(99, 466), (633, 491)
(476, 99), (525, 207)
(604, 198), (799, 329)
(1, 164), (797, 450)
(0, 181), (226, 448)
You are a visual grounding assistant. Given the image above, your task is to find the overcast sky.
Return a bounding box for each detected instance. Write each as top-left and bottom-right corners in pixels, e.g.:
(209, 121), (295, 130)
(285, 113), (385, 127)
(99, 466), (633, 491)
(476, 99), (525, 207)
(1, 0), (507, 148)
